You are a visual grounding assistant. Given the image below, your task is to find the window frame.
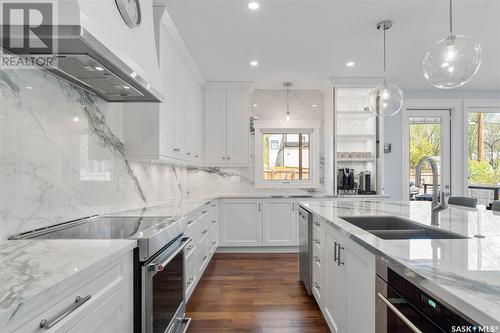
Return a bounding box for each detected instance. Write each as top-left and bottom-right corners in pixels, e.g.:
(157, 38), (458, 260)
(254, 120), (321, 189)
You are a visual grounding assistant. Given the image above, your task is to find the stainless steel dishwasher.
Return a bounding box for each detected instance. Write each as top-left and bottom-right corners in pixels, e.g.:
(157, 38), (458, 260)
(298, 205), (312, 295)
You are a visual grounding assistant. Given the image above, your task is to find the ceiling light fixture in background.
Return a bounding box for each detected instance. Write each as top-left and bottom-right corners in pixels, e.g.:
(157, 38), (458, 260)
(283, 82), (293, 121)
(248, 2), (260, 10)
(422, 0), (481, 89)
(368, 20), (404, 118)
(250, 60), (259, 67)
(346, 61), (355, 67)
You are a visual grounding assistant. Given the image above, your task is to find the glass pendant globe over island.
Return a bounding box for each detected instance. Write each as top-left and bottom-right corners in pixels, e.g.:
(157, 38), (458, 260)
(368, 81), (404, 117)
(423, 35), (481, 89)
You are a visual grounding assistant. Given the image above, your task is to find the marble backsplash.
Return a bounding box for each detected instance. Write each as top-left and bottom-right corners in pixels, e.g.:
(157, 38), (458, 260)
(0, 69), (324, 239)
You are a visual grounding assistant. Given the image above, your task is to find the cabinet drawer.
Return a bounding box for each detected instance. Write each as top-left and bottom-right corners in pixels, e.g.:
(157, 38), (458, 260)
(185, 260), (197, 300)
(12, 252), (133, 333)
(67, 281), (133, 333)
(312, 263), (323, 305)
(312, 217), (322, 232)
(184, 239), (197, 263)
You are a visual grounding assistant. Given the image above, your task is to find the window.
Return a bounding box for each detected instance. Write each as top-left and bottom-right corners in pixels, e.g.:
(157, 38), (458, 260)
(255, 121), (320, 189)
(467, 109), (500, 205)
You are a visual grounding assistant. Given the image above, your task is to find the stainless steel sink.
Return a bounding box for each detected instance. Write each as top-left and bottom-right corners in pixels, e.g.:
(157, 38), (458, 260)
(339, 215), (468, 240)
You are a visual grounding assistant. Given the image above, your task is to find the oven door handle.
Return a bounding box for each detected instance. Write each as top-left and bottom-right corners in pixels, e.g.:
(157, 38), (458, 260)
(377, 292), (423, 333)
(148, 237), (192, 272)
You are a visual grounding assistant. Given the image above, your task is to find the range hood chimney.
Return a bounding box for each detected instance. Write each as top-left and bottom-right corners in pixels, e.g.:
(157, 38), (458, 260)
(0, 0), (163, 103)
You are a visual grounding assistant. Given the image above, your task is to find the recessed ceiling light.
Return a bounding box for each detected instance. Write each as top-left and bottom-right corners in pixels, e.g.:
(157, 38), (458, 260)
(73, 116), (80, 122)
(123, 85), (130, 90)
(95, 66), (104, 71)
(312, 104), (318, 108)
(250, 60), (259, 67)
(26, 86), (33, 90)
(248, 2), (260, 10)
(252, 104), (258, 107)
(346, 61), (355, 67)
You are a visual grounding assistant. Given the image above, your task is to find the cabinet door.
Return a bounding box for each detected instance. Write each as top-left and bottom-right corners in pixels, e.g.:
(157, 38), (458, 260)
(220, 200), (262, 246)
(344, 242), (375, 333)
(204, 91), (227, 164)
(158, 25), (175, 157)
(171, 51), (186, 158)
(262, 200), (297, 246)
(324, 230), (345, 333)
(184, 74), (201, 161)
(191, 80), (203, 162)
(67, 282), (133, 333)
(226, 91), (249, 164)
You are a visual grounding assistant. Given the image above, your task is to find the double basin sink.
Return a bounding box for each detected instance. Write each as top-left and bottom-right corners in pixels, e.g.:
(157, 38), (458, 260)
(339, 216), (468, 240)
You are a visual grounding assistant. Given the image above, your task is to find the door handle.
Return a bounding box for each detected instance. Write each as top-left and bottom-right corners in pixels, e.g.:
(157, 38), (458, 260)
(377, 293), (423, 333)
(148, 238), (192, 272)
(40, 295), (91, 329)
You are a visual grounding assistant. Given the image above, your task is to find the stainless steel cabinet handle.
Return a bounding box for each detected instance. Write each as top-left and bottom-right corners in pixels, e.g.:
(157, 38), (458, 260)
(313, 256), (320, 264)
(187, 220), (195, 225)
(186, 152), (191, 156)
(187, 277), (194, 286)
(202, 210), (208, 214)
(202, 255), (208, 262)
(211, 204), (216, 207)
(195, 155), (199, 158)
(258, 203), (262, 212)
(211, 220), (216, 224)
(227, 156), (230, 160)
(222, 157), (226, 160)
(298, 211), (304, 218)
(377, 293), (423, 333)
(186, 245), (194, 252)
(313, 238), (320, 245)
(334, 241), (338, 262)
(313, 282), (320, 290)
(202, 230), (208, 235)
(291, 202), (295, 211)
(40, 295), (91, 329)
(212, 241), (217, 245)
(314, 221), (321, 227)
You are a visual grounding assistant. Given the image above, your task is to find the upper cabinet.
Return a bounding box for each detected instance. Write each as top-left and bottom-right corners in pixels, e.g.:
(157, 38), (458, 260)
(204, 83), (251, 166)
(124, 9), (203, 163)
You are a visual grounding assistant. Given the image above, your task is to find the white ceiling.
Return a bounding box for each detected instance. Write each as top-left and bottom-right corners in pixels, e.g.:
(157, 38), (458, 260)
(165, 0), (500, 90)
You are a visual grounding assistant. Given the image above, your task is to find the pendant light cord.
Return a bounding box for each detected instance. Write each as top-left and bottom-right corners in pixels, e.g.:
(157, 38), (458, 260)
(383, 25), (387, 73)
(449, 0), (453, 36)
(286, 85), (289, 114)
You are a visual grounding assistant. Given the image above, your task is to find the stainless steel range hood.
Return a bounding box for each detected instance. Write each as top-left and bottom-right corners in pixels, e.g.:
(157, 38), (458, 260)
(1, 25), (163, 102)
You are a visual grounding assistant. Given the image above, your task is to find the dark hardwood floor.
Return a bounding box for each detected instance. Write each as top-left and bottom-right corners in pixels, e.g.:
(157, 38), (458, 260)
(186, 253), (330, 333)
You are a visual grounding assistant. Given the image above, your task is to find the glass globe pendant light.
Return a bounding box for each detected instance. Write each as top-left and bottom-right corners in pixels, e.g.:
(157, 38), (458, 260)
(423, 0), (481, 89)
(283, 82), (292, 121)
(368, 20), (404, 118)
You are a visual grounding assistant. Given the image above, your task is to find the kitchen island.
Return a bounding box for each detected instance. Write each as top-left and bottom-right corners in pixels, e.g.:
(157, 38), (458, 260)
(299, 199), (500, 331)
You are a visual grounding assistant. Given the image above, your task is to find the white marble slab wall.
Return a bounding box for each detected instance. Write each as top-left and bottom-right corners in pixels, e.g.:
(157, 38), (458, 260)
(0, 69), (325, 239)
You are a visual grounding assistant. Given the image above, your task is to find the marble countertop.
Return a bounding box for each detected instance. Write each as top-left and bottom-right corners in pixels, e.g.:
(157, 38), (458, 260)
(103, 193), (389, 219)
(299, 199), (500, 327)
(0, 239), (136, 327)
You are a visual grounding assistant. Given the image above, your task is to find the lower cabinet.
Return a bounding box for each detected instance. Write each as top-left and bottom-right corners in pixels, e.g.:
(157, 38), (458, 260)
(314, 216), (375, 333)
(184, 200), (219, 301)
(220, 199), (298, 248)
(220, 199), (263, 246)
(9, 250), (134, 333)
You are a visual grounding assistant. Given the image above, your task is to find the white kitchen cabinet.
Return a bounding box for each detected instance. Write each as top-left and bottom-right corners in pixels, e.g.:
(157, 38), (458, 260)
(204, 90), (227, 164)
(226, 91), (250, 164)
(321, 221), (375, 333)
(204, 84), (251, 166)
(262, 200), (297, 246)
(220, 199), (263, 246)
(124, 16), (203, 163)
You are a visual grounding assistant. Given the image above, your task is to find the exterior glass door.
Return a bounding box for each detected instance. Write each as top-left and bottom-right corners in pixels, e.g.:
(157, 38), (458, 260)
(407, 110), (451, 201)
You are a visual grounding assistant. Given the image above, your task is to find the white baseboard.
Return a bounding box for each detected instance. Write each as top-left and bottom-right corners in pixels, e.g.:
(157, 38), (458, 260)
(216, 246), (299, 253)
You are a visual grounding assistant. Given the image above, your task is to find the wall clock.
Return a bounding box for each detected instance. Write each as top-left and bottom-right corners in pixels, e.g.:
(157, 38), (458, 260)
(115, 0), (141, 28)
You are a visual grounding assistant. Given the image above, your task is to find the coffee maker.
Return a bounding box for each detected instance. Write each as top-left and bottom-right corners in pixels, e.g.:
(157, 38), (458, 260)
(358, 171), (375, 194)
(337, 168), (355, 194)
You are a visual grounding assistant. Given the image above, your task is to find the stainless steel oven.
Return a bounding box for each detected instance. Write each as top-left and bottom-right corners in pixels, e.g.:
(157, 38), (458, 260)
(376, 257), (478, 333)
(142, 236), (192, 333)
